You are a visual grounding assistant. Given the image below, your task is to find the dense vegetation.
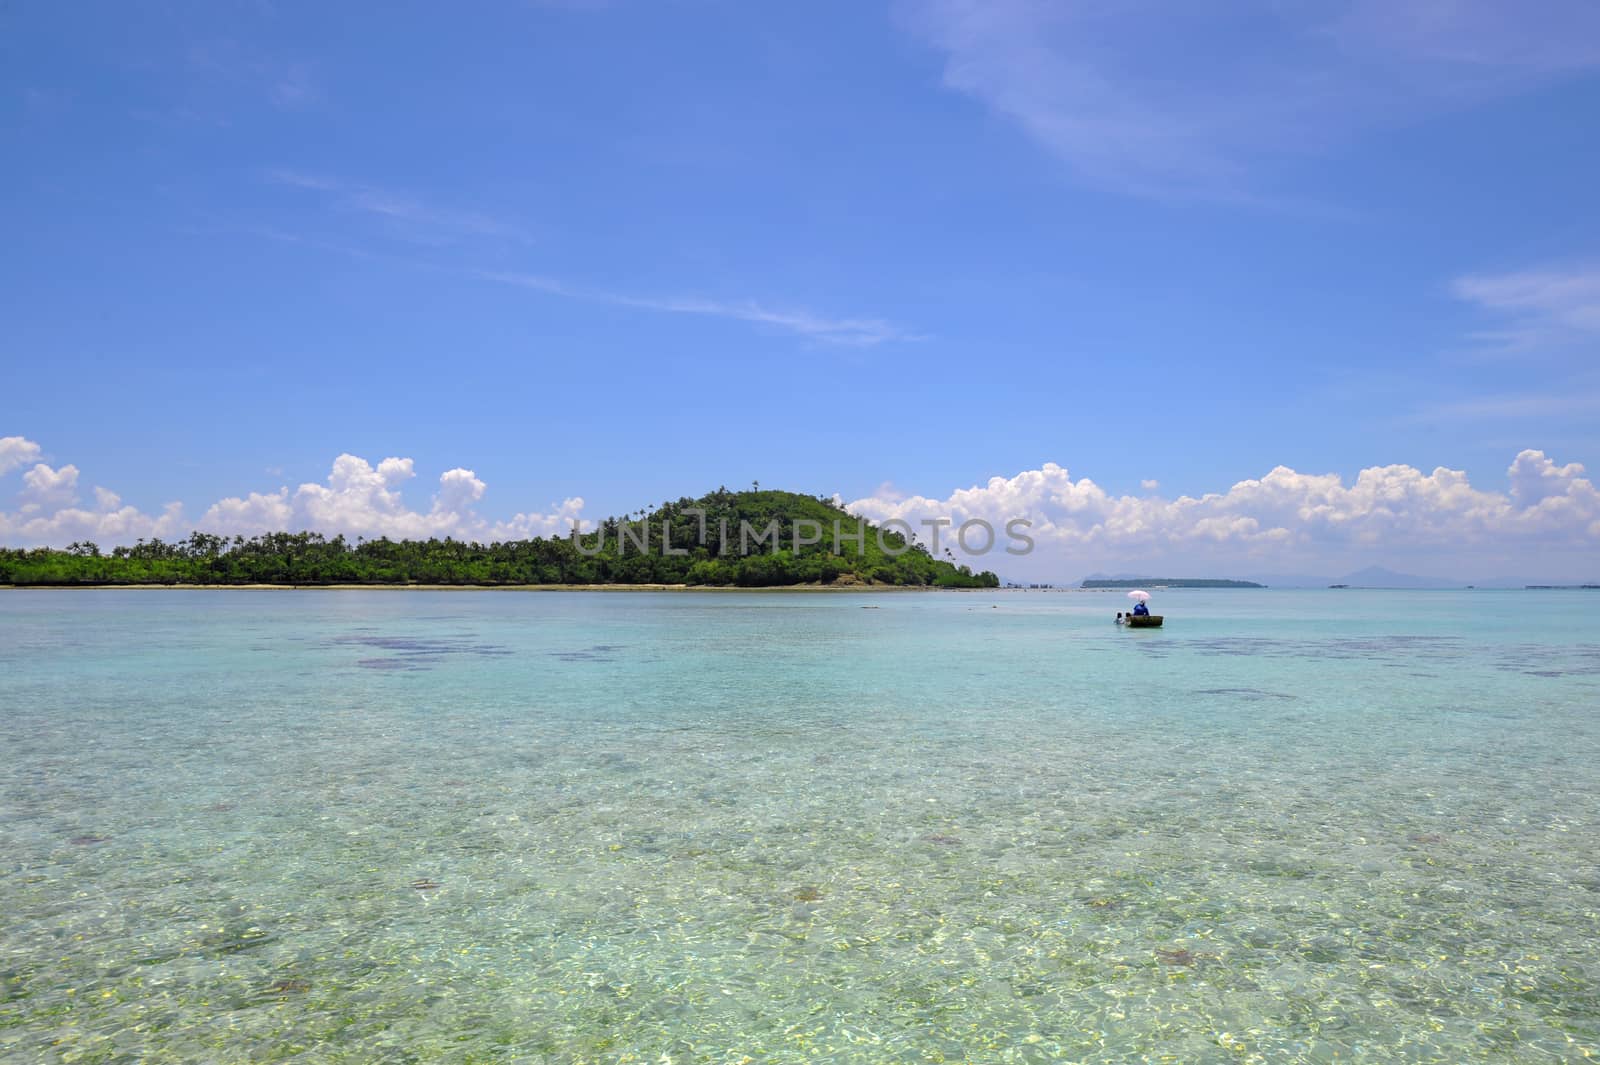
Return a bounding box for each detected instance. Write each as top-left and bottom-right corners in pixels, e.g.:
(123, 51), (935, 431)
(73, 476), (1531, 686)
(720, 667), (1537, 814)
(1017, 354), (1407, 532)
(1081, 578), (1264, 589)
(0, 488), (999, 588)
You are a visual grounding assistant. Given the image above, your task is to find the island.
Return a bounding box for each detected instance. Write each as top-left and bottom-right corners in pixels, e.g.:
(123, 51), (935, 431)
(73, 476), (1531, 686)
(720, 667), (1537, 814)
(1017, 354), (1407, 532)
(1081, 578), (1265, 589)
(0, 488), (1000, 589)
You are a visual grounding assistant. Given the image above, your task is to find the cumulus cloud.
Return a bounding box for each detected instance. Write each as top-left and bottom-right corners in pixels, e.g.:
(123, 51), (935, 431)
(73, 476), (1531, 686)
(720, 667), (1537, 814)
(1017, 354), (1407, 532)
(0, 437), (185, 543)
(1506, 450), (1591, 509)
(846, 452), (1600, 573)
(0, 436), (42, 475)
(199, 453), (585, 542)
(1, 500), (190, 547)
(1, 442), (587, 548)
(1, 468), (185, 546)
(486, 498), (589, 542)
(20, 463), (79, 508)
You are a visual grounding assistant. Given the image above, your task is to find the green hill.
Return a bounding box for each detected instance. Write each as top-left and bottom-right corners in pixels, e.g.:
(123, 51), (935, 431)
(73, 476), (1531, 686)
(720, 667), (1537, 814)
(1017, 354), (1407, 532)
(0, 488), (999, 589)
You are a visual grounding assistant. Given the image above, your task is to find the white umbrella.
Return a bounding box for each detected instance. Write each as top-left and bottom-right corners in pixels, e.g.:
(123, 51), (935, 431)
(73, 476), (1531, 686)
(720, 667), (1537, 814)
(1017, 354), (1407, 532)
(1126, 589), (1151, 603)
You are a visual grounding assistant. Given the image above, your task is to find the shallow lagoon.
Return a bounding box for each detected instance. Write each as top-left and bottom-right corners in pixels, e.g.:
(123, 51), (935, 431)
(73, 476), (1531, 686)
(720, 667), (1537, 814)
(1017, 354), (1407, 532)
(2, 588), (1598, 1063)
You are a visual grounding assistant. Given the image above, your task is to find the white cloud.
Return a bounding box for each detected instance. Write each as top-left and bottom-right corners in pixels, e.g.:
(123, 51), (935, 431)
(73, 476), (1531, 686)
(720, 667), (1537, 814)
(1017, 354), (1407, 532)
(847, 451), (1600, 574)
(0, 436), (42, 475)
(200, 453), (586, 542)
(486, 497), (589, 542)
(1140, 479), (1160, 491)
(0, 451), (185, 545)
(1507, 449), (1589, 507)
(0, 501), (188, 547)
(20, 463), (79, 508)
(901, 0), (1600, 200)
(435, 467), (487, 515)
(2, 443), (589, 548)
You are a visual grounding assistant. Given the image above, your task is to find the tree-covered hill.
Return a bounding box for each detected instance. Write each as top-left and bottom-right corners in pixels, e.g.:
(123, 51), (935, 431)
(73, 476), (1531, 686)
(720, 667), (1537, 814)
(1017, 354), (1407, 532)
(0, 488), (1000, 588)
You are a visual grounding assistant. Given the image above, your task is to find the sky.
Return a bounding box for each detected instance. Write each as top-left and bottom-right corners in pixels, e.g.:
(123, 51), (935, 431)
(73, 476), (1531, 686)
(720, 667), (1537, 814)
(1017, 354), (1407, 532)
(3, 0), (1599, 580)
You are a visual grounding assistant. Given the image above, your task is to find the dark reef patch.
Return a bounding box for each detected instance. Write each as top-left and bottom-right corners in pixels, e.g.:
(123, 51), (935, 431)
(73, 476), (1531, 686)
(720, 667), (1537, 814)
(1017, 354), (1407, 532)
(549, 644), (627, 663)
(333, 632), (512, 672)
(1193, 687), (1297, 701)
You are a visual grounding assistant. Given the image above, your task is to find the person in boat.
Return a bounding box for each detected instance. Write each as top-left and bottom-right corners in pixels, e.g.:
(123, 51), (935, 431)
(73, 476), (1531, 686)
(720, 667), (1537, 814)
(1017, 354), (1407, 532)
(1131, 601), (1150, 617)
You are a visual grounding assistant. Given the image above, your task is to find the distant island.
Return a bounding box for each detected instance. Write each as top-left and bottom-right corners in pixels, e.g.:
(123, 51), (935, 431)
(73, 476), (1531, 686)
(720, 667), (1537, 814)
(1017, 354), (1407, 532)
(0, 489), (1000, 589)
(1081, 578), (1265, 589)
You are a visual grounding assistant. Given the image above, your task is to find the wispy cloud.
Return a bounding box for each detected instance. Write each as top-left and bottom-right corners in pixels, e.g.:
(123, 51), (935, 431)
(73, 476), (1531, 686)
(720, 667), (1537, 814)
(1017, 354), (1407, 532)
(479, 271), (920, 346)
(1401, 267), (1600, 426)
(1452, 265), (1600, 353)
(899, 0), (1600, 201)
(1399, 267), (1600, 426)
(261, 174), (919, 345)
(21, 87), (73, 123)
(271, 64), (317, 109)
(267, 170), (525, 243)
(1406, 390), (1600, 423)
(186, 39), (320, 112)
(1326, 1), (1600, 74)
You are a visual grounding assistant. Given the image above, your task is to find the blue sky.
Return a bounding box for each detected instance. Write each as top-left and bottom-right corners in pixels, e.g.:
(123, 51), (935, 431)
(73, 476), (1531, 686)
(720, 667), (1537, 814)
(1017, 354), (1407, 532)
(3, 1), (1599, 577)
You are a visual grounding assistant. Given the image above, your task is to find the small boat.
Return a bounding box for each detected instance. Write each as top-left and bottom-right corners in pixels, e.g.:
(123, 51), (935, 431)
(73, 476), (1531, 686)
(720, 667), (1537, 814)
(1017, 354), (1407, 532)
(1119, 589), (1162, 628)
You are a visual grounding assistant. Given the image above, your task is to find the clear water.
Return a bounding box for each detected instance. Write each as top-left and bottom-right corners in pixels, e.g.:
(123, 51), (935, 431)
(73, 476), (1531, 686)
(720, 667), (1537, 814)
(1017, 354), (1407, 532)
(2, 588), (1598, 1064)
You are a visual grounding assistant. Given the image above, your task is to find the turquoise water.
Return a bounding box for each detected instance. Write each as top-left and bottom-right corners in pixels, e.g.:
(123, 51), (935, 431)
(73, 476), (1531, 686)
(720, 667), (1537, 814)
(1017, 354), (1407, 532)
(2, 588), (1598, 1064)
